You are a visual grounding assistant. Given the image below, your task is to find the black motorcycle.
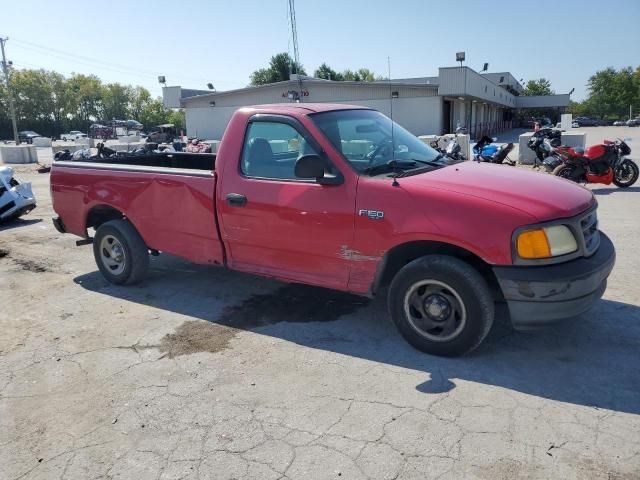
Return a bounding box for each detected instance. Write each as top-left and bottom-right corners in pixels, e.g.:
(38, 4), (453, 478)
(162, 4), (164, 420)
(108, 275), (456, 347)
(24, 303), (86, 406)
(526, 128), (562, 170)
(429, 136), (467, 162)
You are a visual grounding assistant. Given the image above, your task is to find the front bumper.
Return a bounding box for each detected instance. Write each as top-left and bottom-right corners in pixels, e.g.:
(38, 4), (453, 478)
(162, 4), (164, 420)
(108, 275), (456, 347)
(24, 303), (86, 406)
(493, 232), (615, 330)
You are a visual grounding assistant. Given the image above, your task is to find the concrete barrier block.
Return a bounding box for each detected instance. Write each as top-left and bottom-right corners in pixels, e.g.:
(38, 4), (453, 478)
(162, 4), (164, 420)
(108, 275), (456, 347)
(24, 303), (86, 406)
(341, 140), (373, 157)
(32, 137), (52, 147)
(204, 140), (221, 153)
(75, 138), (94, 148)
(0, 145), (38, 164)
(109, 142), (145, 152)
(118, 135), (141, 144)
(52, 144), (85, 154)
(418, 135), (438, 148)
(518, 131), (586, 164)
(268, 140), (289, 153)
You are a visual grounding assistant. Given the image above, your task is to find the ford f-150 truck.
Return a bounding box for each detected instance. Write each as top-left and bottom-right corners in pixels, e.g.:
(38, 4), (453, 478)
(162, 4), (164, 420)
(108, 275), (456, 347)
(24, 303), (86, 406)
(50, 104), (615, 356)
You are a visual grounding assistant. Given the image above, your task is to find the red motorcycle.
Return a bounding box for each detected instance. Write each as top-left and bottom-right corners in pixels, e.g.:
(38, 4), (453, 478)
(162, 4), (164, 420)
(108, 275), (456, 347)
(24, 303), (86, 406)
(552, 138), (638, 188)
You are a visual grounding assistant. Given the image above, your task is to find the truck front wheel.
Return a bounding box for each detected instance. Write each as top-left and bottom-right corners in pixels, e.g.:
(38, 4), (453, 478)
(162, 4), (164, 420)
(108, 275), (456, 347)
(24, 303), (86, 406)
(388, 255), (494, 357)
(93, 219), (149, 285)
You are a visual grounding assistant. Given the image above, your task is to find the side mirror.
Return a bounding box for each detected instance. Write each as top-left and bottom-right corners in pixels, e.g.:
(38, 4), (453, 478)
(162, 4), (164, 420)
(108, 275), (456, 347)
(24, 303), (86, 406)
(294, 154), (343, 186)
(295, 154), (325, 179)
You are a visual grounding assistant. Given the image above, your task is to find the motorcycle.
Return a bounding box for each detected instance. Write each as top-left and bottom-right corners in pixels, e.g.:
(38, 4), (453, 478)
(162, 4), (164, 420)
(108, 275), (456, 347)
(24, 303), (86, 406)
(553, 138), (638, 188)
(472, 136), (515, 165)
(526, 128), (562, 170)
(429, 136), (467, 162)
(0, 166), (37, 223)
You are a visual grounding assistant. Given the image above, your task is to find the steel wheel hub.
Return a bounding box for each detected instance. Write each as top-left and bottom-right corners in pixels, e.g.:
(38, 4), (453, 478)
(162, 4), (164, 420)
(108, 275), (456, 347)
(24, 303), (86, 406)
(403, 279), (467, 342)
(423, 294), (451, 321)
(100, 235), (126, 275)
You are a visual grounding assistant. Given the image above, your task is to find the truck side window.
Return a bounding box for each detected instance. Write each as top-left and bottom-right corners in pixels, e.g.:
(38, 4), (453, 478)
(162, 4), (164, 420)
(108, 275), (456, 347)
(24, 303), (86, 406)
(241, 122), (321, 180)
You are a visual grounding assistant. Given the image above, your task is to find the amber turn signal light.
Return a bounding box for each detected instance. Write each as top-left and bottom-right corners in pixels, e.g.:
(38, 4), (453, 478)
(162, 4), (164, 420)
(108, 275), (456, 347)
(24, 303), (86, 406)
(516, 229), (551, 259)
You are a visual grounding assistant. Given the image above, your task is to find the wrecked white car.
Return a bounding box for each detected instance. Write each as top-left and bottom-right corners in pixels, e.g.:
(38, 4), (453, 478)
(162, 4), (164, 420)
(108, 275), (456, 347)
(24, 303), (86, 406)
(0, 166), (36, 222)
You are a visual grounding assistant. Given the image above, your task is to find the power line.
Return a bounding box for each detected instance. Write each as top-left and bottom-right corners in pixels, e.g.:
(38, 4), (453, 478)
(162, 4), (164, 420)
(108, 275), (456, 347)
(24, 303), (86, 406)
(10, 37), (239, 87)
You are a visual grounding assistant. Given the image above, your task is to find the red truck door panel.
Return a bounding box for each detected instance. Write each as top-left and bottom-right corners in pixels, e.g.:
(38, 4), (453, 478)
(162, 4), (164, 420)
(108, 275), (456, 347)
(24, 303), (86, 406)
(217, 116), (356, 291)
(51, 165), (223, 265)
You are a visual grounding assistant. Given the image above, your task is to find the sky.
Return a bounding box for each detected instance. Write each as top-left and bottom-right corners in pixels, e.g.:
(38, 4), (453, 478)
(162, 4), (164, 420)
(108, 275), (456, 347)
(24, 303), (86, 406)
(2, 0), (639, 101)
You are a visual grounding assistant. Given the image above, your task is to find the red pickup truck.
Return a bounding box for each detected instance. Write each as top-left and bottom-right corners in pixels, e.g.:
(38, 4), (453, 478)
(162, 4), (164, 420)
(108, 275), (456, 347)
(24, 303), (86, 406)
(51, 104), (615, 356)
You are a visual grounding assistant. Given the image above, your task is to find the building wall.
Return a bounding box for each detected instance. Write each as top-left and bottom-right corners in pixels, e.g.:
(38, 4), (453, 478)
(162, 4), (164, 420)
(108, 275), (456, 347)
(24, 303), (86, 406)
(482, 72), (523, 94)
(185, 96), (442, 140)
(183, 82), (442, 139)
(186, 107), (239, 139)
(185, 82), (438, 108)
(438, 67), (516, 108)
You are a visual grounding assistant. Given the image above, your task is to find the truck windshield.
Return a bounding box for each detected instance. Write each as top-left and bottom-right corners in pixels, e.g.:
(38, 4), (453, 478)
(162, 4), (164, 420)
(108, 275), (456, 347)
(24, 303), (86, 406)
(310, 109), (444, 175)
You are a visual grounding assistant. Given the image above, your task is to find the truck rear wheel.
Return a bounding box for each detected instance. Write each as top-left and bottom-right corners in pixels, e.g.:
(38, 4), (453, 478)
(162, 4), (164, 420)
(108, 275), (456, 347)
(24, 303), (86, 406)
(388, 255), (494, 357)
(93, 219), (149, 285)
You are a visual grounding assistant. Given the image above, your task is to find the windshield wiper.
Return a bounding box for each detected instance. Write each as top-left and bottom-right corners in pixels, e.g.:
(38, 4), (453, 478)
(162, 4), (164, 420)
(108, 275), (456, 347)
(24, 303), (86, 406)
(409, 154), (446, 167)
(363, 160), (417, 176)
(392, 156), (447, 179)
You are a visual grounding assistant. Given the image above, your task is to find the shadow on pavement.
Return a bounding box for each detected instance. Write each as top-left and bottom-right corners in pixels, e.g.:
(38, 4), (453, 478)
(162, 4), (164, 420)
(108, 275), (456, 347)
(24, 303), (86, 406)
(74, 254), (640, 415)
(592, 186), (640, 195)
(0, 218), (42, 231)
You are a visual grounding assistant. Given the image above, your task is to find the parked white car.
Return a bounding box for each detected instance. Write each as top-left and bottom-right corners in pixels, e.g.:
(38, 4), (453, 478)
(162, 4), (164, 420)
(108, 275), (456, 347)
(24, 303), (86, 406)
(0, 166), (36, 222)
(60, 131), (87, 141)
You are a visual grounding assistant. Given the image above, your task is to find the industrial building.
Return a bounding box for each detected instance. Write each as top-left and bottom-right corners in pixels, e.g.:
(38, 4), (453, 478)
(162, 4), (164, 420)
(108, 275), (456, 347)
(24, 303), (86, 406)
(163, 66), (571, 140)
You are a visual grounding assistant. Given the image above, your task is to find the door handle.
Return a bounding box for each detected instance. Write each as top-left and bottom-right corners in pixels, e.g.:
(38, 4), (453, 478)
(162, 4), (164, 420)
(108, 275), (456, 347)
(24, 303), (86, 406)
(226, 193), (247, 207)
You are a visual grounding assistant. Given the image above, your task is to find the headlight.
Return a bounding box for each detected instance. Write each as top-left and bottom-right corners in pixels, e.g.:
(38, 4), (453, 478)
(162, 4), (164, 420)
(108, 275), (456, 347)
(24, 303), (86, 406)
(516, 225), (577, 259)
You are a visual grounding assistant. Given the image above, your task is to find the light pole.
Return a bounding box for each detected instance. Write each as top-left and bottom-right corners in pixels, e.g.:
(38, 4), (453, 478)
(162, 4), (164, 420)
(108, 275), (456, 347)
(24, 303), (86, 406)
(0, 37), (19, 144)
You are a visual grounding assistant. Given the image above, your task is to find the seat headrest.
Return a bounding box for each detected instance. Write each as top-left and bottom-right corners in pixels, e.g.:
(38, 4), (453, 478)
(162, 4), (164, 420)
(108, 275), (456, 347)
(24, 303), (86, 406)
(247, 138), (273, 165)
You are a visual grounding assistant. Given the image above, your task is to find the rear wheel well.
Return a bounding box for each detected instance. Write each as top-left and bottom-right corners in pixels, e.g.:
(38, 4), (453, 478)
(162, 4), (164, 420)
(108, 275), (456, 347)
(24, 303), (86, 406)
(86, 205), (125, 231)
(373, 241), (502, 300)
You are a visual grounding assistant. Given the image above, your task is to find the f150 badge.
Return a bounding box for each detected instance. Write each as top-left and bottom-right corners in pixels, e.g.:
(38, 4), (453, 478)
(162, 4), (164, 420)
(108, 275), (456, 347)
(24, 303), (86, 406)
(359, 209), (384, 220)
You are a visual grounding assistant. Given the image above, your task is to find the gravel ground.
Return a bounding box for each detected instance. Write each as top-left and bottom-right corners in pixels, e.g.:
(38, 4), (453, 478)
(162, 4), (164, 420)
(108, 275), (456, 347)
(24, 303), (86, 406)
(1, 127), (639, 479)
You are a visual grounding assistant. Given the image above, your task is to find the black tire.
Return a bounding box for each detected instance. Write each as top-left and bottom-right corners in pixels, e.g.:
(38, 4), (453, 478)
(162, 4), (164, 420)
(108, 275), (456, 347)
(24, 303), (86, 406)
(93, 219), (149, 285)
(613, 160), (639, 188)
(388, 255), (494, 357)
(553, 164), (577, 182)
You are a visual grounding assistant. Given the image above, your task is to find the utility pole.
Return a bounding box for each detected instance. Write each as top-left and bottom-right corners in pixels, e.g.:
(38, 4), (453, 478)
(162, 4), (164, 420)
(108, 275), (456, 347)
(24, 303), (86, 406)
(0, 37), (20, 144)
(287, 0), (303, 101)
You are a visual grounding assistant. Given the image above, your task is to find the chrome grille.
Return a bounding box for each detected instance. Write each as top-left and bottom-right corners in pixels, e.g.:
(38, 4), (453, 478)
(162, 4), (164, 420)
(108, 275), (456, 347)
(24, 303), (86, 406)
(580, 209), (600, 256)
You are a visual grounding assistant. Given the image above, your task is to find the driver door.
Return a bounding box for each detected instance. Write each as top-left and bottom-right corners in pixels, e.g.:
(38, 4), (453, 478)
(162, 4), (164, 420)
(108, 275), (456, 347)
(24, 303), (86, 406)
(217, 115), (357, 291)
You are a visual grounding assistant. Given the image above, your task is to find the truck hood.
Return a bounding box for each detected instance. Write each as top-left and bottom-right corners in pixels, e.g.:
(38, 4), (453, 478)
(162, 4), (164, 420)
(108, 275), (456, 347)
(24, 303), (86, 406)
(400, 162), (594, 221)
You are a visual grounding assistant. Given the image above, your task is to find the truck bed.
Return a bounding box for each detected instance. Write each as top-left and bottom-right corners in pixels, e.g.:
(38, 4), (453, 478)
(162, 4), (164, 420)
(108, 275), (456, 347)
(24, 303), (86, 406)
(51, 153), (223, 266)
(78, 152), (216, 171)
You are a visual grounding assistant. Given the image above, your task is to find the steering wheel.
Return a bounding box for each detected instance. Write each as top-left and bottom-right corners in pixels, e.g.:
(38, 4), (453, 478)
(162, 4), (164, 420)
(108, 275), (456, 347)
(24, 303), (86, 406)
(365, 138), (393, 166)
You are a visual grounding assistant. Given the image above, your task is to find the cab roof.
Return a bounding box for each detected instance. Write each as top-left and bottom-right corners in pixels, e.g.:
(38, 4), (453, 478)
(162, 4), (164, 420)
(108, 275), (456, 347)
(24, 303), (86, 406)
(242, 103), (371, 114)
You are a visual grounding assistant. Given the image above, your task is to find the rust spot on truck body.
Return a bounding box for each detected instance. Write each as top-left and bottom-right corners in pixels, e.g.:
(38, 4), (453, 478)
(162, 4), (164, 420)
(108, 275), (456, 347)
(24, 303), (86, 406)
(339, 245), (380, 262)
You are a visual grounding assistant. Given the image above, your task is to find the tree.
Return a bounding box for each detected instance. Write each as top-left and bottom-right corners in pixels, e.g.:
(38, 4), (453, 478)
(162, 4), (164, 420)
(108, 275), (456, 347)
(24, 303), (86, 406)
(332, 67), (382, 82)
(249, 53), (306, 85)
(0, 67), (186, 138)
(47, 71), (69, 134)
(522, 78), (554, 96)
(166, 109), (186, 133)
(66, 74), (105, 128)
(612, 67), (637, 118)
(314, 63), (344, 81)
(102, 83), (132, 121)
(567, 100), (587, 117)
(129, 86), (152, 119)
